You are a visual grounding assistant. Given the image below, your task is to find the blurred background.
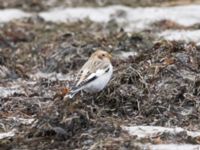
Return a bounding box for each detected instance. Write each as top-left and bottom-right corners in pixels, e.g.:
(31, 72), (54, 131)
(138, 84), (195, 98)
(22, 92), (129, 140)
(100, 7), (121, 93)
(0, 0), (200, 10)
(1, 0), (200, 150)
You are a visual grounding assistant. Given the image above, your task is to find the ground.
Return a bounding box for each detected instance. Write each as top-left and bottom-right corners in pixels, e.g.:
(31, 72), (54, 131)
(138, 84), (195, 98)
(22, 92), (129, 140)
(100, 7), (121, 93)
(0, 0), (200, 150)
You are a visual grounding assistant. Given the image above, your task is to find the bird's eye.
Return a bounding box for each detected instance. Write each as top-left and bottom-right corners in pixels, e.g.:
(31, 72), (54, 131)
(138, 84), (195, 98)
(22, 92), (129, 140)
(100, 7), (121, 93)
(102, 54), (105, 57)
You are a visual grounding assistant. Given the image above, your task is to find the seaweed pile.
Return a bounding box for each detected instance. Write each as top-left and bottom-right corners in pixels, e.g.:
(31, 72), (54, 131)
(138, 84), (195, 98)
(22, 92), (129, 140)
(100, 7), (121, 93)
(0, 4), (200, 150)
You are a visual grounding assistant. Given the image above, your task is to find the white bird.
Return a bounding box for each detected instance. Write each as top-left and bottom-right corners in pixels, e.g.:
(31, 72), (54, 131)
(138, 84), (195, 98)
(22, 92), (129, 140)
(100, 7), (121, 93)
(65, 50), (113, 98)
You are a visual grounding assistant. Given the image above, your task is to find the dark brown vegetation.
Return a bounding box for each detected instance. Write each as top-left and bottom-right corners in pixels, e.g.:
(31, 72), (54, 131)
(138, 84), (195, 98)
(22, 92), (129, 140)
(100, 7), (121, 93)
(1, 1), (200, 149)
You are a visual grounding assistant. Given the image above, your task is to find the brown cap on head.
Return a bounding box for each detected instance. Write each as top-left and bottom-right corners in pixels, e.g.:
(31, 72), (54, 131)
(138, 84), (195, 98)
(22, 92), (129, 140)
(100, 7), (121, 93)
(91, 50), (112, 61)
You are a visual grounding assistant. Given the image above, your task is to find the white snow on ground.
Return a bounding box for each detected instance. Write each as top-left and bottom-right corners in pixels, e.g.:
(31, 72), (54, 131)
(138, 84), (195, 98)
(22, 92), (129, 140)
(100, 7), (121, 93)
(1, 5), (200, 28)
(158, 30), (200, 43)
(1, 5), (200, 42)
(6, 117), (35, 125)
(123, 126), (200, 150)
(38, 5), (200, 43)
(0, 80), (36, 98)
(0, 72), (71, 98)
(122, 126), (200, 138)
(30, 71), (72, 81)
(39, 5), (200, 30)
(0, 9), (30, 22)
(116, 51), (139, 60)
(149, 144), (200, 150)
(0, 129), (16, 140)
(0, 85), (24, 98)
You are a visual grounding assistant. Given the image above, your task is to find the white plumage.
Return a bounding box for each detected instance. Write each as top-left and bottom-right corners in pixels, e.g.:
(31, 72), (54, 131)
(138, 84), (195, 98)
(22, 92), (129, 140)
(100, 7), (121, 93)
(83, 64), (113, 93)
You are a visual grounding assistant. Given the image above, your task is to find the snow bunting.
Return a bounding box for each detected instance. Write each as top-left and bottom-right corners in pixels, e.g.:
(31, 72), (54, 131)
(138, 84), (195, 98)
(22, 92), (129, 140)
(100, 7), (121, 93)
(65, 50), (113, 98)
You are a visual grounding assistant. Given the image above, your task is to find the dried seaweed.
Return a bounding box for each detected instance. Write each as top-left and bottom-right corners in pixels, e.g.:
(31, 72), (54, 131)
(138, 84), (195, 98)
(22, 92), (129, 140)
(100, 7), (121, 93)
(0, 3), (200, 149)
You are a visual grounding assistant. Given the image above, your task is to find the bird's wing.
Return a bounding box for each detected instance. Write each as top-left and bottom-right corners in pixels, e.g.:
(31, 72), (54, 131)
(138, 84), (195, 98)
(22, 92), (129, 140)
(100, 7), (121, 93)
(73, 60), (110, 90)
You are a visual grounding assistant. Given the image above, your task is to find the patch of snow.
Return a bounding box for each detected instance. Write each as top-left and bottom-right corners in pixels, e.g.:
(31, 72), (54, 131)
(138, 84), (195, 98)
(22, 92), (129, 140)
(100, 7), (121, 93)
(0, 85), (24, 98)
(149, 144), (200, 150)
(39, 5), (200, 31)
(0, 129), (16, 140)
(30, 71), (72, 81)
(159, 30), (200, 43)
(7, 117), (35, 125)
(1, 5), (200, 32)
(119, 51), (139, 59)
(39, 7), (113, 23)
(0, 9), (30, 23)
(122, 126), (200, 139)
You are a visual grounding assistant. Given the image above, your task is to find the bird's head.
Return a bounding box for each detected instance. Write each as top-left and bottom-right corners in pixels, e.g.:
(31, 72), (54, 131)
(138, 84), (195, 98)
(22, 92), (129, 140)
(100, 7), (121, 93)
(91, 50), (112, 63)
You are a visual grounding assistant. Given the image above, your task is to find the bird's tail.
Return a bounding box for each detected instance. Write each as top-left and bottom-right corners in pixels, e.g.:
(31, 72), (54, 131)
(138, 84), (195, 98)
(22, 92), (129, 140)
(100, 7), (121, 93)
(64, 86), (83, 99)
(64, 91), (78, 99)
